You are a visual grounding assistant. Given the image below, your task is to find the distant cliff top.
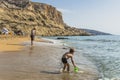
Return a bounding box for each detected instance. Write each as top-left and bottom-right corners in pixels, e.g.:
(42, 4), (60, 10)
(0, 0), (90, 36)
(0, 0), (30, 8)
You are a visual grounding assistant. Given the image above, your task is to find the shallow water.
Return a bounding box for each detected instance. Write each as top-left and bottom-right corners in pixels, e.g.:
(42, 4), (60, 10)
(46, 35), (120, 80)
(0, 44), (98, 80)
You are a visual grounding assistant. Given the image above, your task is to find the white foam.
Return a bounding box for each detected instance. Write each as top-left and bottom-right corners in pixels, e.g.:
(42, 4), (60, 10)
(98, 77), (120, 80)
(22, 38), (63, 46)
(42, 38), (62, 45)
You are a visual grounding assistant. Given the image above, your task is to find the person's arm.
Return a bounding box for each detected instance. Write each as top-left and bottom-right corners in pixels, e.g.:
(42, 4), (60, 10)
(71, 57), (76, 67)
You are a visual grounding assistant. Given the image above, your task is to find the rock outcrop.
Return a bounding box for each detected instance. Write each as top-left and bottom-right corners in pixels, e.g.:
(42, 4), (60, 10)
(0, 0), (90, 36)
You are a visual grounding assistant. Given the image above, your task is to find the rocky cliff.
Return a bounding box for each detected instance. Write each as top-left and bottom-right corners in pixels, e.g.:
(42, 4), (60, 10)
(0, 0), (90, 36)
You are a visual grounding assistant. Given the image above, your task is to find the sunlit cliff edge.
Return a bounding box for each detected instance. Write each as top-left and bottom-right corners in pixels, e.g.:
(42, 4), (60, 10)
(0, 0), (90, 36)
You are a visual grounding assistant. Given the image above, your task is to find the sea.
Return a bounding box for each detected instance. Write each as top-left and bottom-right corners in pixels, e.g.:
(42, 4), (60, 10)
(44, 35), (120, 80)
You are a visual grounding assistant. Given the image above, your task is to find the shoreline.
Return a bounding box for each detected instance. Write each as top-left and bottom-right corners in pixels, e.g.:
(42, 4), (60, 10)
(0, 36), (58, 52)
(0, 36), (100, 80)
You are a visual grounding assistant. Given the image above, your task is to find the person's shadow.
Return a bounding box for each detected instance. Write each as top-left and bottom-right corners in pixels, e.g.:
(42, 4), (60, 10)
(40, 71), (60, 74)
(40, 71), (73, 80)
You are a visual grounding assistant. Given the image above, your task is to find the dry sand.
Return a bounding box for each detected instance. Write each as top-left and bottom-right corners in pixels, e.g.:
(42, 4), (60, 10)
(0, 36), (29, 52)
(0, 36), (52, 52)
(0, 36), (100, 80)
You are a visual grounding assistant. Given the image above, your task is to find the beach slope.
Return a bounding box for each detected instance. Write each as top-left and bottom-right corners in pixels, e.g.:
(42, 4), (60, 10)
(0, 38), (99, 80)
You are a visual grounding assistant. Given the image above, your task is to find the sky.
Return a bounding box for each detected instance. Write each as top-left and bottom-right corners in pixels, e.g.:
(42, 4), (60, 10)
(31, 0), (120, 35)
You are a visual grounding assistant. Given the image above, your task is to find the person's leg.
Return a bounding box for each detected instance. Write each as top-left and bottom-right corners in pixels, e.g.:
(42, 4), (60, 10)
(31, 40), (33, 46)
(31, 35), (34, 46)
(67, 63), (70, 72)
(63, 63), (67, 72)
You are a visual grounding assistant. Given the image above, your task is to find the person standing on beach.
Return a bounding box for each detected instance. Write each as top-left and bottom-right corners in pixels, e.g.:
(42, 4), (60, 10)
(30, 27), (36, 46)
(61, 48), (76, 72)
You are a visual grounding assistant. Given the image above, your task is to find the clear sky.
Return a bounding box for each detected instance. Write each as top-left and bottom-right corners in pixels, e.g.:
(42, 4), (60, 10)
(31, 0), (120, 35)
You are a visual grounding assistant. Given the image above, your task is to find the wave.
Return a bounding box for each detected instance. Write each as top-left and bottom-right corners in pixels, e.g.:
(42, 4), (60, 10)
(45, 35), (120, 79)
(98, 77), (120, 80)
(77, 39), (120, 42)
(62, 35), (120, 42)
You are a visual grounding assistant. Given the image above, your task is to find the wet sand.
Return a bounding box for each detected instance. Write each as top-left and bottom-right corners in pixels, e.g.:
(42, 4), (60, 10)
(0, 40), (100, 80)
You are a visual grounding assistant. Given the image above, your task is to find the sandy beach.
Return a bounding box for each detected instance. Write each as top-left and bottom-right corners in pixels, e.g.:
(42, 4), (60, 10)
(0, 37), (100, 80)
(0, 36), (29, 52)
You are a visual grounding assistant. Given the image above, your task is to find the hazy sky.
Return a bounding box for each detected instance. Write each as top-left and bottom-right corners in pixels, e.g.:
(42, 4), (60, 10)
(32, 0), (120, 35)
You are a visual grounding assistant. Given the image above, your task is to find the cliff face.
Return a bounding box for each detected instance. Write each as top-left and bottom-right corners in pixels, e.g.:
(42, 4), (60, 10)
(0, 0), (90, 36)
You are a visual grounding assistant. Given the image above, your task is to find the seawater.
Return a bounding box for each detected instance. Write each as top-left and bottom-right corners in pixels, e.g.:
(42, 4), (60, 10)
(45, 35), (120, 80)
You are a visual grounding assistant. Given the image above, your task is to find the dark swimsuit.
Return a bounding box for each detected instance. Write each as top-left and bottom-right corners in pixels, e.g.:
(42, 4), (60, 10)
(62, 57), (68, 63)
(30, 29), (35, 41)
(30, 35), (34, 41)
